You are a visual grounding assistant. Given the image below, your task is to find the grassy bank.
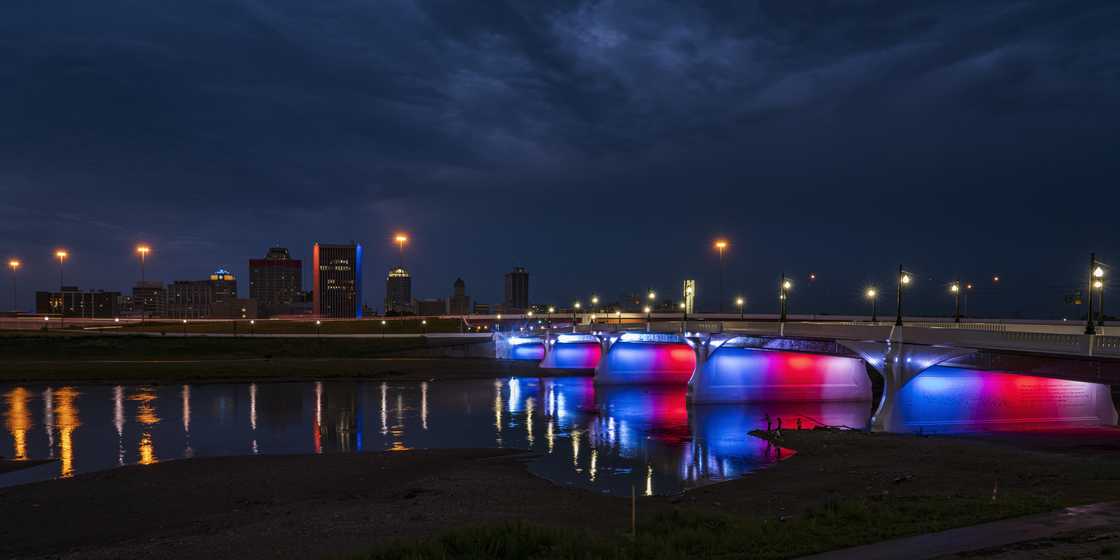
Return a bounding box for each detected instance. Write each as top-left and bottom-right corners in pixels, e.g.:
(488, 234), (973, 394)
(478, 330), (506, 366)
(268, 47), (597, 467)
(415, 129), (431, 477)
(110, 317), (469, 335)
(356, 495), (1053, 560)
(0, 332), (540, 383)
(0, 332), (468, 361)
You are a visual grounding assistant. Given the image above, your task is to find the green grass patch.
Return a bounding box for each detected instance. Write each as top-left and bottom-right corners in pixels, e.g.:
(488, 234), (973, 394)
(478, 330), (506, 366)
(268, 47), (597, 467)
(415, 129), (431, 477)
(355, 495), (1055, 560)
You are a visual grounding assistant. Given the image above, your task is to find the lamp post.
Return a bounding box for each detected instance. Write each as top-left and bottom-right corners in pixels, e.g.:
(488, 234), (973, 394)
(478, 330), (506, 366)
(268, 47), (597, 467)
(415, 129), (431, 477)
(547, 307), (555, 331)
(895, 265), (912, 327)
(394, 234), (408, 268)
(249, 319), (255, 336)
(736, 296), (744, 320)
(679, 301), (687, 326)
(591, 295), (599, 313)
(644, 306), (652, 332)
(55, 250), (68, 328)
(778, 274), (791, 323)
(714, 239), (728, 313)
(950, 280), (961, 323)
(616, 309), (622, 325)
(572, 301), (581, 332)
(1086, 254), (1098, 335)
(55, 250), (68, 291)
(7, 259), (19, 312)
(136, 245), (150, 283)
(1094, 264), (1106, 327)
(865, 288), (878, 323)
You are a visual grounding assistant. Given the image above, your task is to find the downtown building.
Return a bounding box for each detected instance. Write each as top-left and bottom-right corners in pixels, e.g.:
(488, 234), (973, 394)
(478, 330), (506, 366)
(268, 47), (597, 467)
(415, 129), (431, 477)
(503, 267), (529, 312)
(164, 268), (256, 319)
(384, 266), (412, 314)
(313, 242), (363, 318)
(449, 278), (471, 315)
(249, 247), (303, 317)
(35, 287), (120, 318)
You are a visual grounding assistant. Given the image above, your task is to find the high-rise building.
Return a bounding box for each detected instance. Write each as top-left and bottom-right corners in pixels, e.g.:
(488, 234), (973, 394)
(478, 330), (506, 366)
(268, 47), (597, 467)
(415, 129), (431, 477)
(385, 267), (412, 314)
(682, 280), (696, 315)
(504, 267), (529, 312)
(449, 278), (471, 315)
(209, 268), (237, 303)
(249, 247), (303, 317)
(313, 243), (363, 318)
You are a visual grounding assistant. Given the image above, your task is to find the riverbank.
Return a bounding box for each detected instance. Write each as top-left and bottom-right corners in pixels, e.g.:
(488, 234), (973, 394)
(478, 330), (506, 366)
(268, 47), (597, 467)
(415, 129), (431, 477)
(4, 428), (1119, 559)
(0, 332), (571, 384)
(0, 356), (581, 384)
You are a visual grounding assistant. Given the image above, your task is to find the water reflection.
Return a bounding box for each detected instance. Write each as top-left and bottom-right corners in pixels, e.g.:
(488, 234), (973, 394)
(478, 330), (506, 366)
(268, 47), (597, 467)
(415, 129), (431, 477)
(4, 388), (31, 460)
(0, 378), (857, 494)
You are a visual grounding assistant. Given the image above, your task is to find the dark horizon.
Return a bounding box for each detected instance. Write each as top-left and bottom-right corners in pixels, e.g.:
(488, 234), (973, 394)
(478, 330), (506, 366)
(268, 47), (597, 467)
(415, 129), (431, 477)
(3, 1), (1118, 317)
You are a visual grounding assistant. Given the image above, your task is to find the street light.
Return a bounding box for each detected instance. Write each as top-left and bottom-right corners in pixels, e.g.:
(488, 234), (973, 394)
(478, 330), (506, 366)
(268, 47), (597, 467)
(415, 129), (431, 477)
(950, 280), (961, 323)
(249, 319), (255, 335)
(55, 250), (68, 290)
(895, 265), (912, 327)
(865, 288), (878, 323)
(679, 301), (687, 325)
(778, 274), (791, 323)
(616, 309), (622, 325)
(1094, 265), (1106, 327)
(1086, 254), (1100, 335)
(736, 296), (745, 320)
(591, 295), (599, 312)
(136, 245), (151, 283)
(714, 239), (728, 312)
(644, 306), (652, 331)
(572, 301), (581, 332)
(7, 259), (20, 312)
(394, 233), (409, 267)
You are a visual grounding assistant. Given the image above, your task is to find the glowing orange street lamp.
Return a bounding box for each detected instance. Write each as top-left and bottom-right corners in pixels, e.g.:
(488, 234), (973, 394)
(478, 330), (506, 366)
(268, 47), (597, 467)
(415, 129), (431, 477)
(394, 234), (409, 267)
(714, 239), (729, 312)
(7, 259), (20, 312)
(136, 245), (151, 283)
(54, 250), (68, 291)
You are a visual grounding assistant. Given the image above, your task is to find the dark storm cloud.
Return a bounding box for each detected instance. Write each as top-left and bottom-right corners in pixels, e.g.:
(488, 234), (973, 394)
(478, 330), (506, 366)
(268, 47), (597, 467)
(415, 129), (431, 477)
(1, 1), (1118, 314)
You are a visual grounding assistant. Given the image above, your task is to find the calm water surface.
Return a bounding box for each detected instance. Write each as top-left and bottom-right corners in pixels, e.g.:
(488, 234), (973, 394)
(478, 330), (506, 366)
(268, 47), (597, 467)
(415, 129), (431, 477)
(0, 377), (870, 495)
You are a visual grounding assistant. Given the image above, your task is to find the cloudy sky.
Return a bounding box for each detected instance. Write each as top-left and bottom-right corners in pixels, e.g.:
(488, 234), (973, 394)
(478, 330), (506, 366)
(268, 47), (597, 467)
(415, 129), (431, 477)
(2, 1), (1118, 317)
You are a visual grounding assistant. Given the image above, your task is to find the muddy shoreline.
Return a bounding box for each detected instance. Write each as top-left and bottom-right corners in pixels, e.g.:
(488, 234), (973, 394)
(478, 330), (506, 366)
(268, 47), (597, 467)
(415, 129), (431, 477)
(4, 428), (1119, 559)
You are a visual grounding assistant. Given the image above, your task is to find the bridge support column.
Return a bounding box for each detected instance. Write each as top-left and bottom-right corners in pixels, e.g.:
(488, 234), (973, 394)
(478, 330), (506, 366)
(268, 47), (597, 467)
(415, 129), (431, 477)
(841, 336), (975, 432)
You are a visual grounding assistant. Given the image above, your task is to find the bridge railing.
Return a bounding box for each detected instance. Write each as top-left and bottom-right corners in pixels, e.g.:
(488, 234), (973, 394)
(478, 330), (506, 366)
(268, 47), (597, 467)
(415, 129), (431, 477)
(1095, 336), (1120, 357)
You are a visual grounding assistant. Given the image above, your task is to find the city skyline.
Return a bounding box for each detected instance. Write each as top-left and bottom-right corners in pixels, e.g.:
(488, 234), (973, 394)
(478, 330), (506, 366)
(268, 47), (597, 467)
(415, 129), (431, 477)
(2, 235), (1111, 319)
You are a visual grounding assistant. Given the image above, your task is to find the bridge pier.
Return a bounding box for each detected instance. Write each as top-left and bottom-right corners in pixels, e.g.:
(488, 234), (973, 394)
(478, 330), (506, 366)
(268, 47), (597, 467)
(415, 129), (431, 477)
(842, 336), (979, 432)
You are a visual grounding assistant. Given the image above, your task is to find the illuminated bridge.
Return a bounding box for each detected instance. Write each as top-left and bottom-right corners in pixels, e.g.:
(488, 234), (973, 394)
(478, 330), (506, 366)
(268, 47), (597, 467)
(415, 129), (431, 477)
(497, 320), (1120, 434)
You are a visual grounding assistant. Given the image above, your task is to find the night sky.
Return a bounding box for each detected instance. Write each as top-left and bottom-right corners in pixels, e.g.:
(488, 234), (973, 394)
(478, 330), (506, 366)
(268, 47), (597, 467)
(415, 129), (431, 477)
(2, 1), (1118, 318)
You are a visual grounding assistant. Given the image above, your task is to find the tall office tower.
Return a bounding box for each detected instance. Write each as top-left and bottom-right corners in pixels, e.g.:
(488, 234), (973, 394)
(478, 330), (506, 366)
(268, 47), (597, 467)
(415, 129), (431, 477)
(448, 277), (471, 315)
(385, 266), (412, 314)
(313, 242), (363, 318)
(249, 247), (303, 317)
(682, 279), (696, 315)
(504, 267), (529, 311)
(209, 268), (238, 303)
